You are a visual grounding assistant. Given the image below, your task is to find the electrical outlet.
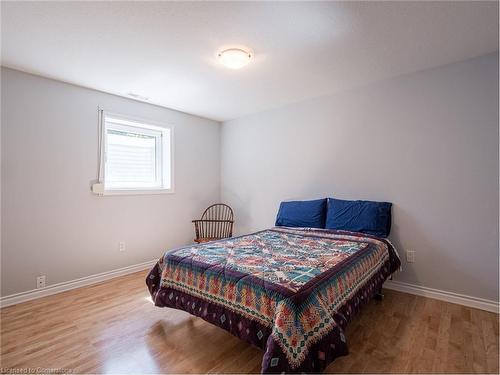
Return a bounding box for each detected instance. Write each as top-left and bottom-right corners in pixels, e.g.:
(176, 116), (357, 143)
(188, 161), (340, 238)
(36, 275), (46, 289)
(406, 250), (415, 263)
(119, 241), (126, 252)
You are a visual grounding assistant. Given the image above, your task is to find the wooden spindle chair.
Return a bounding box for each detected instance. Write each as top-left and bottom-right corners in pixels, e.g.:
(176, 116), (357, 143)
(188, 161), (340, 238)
(192, 204), (234, 243)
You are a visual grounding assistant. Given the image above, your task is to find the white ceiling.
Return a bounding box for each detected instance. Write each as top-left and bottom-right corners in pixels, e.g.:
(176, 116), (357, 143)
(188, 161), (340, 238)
(1, 1), (498, 122)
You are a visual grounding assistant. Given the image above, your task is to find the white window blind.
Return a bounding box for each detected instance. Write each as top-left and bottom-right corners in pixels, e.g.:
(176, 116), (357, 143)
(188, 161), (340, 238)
(101, 113), (173, 193)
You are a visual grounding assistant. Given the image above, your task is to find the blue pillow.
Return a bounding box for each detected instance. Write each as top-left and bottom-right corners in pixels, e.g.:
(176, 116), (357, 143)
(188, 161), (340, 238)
(275, 199), (327, 228)
(325, 198), (392, 237)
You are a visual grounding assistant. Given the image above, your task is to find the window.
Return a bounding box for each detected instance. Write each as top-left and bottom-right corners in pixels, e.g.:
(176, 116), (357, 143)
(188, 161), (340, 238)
(100, 113), (173, 194)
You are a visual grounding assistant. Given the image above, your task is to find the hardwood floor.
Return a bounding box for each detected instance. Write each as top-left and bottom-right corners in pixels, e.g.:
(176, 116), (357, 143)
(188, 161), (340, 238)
(1, 270), (498, 373)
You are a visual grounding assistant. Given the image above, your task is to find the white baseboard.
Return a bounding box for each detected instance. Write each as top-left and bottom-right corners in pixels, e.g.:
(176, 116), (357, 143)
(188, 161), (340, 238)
(384, 280), (499, 313)
(0, 259), (157, 308)
(2, 263), (498, 314)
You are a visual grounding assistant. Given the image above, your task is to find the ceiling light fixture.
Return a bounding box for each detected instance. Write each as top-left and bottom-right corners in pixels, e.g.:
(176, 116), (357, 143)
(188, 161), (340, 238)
(217, 48), (252, 70)
(127, 92), (150, 101)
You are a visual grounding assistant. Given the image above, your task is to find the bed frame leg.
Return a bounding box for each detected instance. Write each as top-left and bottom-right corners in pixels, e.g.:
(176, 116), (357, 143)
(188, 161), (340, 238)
(374, 287), (384, 301)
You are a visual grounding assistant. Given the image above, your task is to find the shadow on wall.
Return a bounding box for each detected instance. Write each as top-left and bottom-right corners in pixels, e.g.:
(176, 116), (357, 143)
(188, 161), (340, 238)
(388, 206), (418, 284)
(219, 187), (252, 235)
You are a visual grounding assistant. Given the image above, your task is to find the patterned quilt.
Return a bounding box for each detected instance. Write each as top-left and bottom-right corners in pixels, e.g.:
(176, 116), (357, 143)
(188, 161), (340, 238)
(146, 227), (400, 373)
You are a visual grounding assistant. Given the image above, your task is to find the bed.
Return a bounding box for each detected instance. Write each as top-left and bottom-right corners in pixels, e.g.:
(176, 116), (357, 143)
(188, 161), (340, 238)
(146, 225), (400, 373)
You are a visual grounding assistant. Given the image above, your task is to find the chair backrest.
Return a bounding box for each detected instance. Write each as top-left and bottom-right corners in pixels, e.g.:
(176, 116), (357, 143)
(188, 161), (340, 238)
(199, 204), (234, 239)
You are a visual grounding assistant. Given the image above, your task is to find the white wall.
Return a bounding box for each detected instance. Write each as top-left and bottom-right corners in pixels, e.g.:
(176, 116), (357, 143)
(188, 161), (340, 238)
(1, 68), (220, 296)
(221, 53), (499, 302)
(2, 53), (499, 303)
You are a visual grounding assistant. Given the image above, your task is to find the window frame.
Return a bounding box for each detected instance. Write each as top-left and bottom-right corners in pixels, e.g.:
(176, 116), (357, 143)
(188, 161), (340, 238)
(99, 111), (175, 195)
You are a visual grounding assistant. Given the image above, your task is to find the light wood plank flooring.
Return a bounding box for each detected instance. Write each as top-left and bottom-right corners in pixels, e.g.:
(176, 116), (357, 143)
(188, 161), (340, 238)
(1, 270), (498, 373)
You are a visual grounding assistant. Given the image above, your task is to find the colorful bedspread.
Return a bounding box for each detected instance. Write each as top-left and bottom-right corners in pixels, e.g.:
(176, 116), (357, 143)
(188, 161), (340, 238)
(146, 227), (400, 373)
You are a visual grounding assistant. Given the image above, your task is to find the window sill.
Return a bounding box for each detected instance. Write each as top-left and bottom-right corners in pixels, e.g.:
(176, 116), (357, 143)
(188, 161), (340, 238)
(98, 188), (175, 196)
